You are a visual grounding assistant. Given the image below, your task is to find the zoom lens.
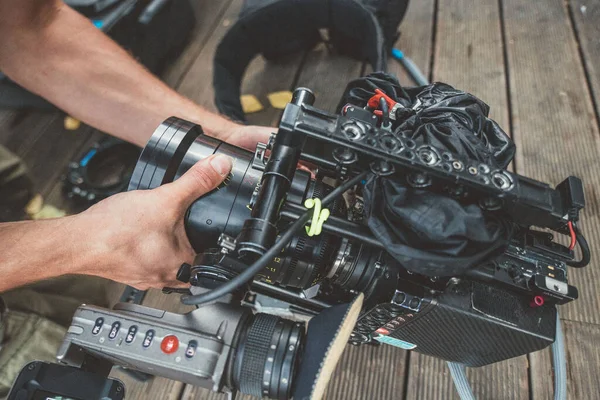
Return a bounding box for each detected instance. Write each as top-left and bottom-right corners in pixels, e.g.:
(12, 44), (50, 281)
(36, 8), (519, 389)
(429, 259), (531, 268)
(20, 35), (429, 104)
(232, 314), (304, 400)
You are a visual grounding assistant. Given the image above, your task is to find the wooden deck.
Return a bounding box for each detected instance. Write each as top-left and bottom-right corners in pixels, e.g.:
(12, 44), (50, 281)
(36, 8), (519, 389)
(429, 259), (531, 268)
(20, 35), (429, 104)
(2, 0), (600, 398)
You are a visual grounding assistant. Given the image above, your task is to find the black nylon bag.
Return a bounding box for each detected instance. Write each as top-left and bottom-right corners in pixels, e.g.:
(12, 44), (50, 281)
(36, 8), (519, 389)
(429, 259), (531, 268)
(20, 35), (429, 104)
(342, 73), (515, 276)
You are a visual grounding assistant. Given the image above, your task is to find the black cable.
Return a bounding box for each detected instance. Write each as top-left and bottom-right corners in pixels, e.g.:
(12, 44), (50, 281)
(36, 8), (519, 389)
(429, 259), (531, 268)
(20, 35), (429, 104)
(180, 171), (369, 306)
(379, 96), (391, 128)
(568, 223), (590, 268)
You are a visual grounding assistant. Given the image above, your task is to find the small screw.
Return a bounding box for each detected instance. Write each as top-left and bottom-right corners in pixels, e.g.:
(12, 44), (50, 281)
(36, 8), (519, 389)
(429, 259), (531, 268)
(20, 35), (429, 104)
(468, 166), (478, 175)
(452, 161), (463, 170)
(117, 386), (123, 393)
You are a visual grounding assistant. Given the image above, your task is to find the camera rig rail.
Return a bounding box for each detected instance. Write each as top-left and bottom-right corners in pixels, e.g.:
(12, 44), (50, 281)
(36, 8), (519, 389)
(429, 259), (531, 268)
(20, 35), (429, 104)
(281, 89), (584, 232)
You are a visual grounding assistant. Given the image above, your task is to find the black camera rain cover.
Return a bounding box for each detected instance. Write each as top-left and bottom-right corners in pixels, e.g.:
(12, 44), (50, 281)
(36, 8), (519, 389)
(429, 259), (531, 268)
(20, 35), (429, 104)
(341, 73), (516, 276)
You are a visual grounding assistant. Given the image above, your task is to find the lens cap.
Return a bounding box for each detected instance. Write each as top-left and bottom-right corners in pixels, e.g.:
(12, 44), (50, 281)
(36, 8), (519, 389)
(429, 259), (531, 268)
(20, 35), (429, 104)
(292, 294), (364, 400)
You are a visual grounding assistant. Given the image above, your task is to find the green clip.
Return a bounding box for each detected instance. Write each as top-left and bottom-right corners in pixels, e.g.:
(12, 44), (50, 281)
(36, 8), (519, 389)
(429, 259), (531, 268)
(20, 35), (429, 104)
(304, 198), (330, 236)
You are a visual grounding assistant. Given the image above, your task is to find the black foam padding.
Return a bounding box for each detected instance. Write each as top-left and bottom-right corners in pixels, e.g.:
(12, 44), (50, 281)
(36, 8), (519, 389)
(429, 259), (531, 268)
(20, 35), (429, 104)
(213, 0), (387, 122)
(293, 297), (360, 399)
(238, 314), (280, 397)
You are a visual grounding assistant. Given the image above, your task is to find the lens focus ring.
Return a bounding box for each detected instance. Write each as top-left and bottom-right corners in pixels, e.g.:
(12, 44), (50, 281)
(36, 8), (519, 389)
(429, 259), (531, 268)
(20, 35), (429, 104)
(238, 314), (279, 397)
(236, 314), (304, 400)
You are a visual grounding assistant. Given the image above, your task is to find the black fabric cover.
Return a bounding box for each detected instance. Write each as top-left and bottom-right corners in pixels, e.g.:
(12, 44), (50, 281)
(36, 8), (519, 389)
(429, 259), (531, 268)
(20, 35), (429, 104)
(341, 73), (515, 276)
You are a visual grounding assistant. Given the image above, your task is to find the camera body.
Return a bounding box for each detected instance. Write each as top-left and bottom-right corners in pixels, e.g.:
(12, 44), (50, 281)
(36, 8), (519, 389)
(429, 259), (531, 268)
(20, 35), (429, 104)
(55, 301), (304, 399)
(10, 84), (587, 400)
(127, 87), (584, 368)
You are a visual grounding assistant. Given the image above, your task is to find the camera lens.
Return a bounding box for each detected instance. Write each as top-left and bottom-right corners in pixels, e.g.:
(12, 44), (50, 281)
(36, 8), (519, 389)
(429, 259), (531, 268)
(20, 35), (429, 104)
(232, 314), (304, 400)
(131, 119), (343, 290)
(329, 242), (379, 292)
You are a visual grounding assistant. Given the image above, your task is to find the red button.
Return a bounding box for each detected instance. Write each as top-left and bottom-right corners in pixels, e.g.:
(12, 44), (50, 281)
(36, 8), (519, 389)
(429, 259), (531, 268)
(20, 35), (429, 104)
(160, 335), (179, 354)
(375, 327), (390, 336)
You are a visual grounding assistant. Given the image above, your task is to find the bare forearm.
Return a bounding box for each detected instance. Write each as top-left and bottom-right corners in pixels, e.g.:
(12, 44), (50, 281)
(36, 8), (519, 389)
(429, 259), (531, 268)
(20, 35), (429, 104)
(0, 1), (236, 147)
(0, 218), (83, 292)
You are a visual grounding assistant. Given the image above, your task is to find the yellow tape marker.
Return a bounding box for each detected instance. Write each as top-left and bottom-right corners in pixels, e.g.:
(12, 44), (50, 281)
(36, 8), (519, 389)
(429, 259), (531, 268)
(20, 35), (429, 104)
(304, 198), (330, 237)
(240, 94), (264, 114)
(267, 91), (293, 109)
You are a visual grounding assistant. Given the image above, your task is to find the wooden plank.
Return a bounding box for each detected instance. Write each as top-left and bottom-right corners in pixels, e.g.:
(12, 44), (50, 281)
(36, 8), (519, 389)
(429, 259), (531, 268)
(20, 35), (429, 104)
(176, 2), (305, 127)
(295, 43), (363, 113)
(386, 0), (436, 86)
(570, 0), (600, 124)
(162, 0), (235, 88)
(243, 53), (306, 127)
(0, 110), (19, 143)
(528, 346), (553, 400)
(175, 1), (306, 127)
(180, 384), (254, 400)
(19, 119), (96, 196)
(530, 320), (600, 400)
(403, 1), (528, 399)
(177, 0), (245, 110)
(1, 112), (57, 156)
(434, 0), (509, 130)
(324, 344), (407, 400)
(0, 109), (97, 198)
(180, 333), (407, 400)
(406, 353), (528, 400)
(503, 0), (600, 324)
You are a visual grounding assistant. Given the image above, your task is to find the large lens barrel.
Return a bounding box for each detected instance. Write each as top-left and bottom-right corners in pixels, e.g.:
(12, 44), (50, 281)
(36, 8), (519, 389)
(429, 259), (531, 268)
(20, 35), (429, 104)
(129, 117), (342, 289)
(231, 314), (304, 400)
(129, 117), (263, 251)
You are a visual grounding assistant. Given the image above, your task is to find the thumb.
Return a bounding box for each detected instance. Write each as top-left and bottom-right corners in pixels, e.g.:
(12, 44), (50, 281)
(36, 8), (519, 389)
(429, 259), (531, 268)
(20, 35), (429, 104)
(166, 154), (233, 206)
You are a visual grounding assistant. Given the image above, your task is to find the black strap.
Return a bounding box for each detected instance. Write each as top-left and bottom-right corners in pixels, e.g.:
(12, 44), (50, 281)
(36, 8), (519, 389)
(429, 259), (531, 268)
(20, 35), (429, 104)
(213, 0), (388, 122)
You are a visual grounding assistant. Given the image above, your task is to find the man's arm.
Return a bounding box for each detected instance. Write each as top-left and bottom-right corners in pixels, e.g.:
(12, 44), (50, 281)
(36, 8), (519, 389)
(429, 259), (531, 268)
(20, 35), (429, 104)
(0, 0), (266, 148)
(0, 154), (233, 293)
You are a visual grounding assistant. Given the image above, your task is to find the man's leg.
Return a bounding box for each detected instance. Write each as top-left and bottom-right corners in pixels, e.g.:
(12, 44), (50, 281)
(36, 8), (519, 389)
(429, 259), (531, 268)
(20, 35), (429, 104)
(0, 311), (66, 396)
(0, 276), (123, 398)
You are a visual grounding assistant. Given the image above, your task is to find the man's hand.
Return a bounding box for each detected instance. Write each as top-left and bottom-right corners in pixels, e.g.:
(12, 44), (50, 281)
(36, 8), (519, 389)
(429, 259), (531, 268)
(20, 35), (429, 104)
(223, 125), (274, 151)
(74, 154), (233, 290)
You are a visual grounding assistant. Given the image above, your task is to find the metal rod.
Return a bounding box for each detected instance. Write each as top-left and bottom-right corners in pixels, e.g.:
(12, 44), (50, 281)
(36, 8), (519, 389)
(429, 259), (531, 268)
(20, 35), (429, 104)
(281, 203), (384, 248)
(299, 152), (338, 170)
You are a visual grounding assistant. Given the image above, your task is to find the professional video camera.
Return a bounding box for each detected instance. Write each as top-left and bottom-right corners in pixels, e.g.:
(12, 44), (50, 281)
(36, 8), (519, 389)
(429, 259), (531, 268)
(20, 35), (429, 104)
(8, 75), (590, 400)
